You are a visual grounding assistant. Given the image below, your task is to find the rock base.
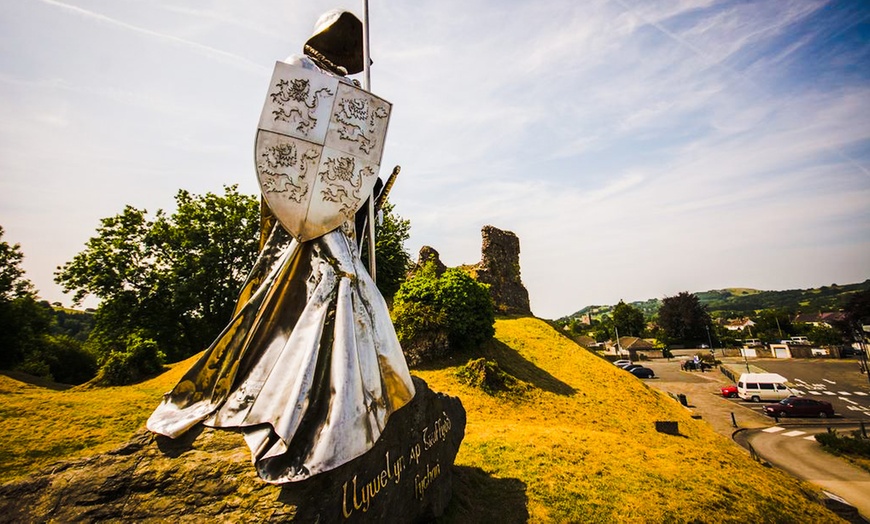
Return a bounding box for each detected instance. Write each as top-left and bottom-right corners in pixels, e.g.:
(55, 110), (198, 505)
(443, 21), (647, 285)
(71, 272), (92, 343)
(0, 377), (465, 523)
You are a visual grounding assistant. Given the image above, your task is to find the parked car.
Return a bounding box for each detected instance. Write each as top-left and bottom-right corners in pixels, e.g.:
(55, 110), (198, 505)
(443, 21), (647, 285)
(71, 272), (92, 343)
(737, 372), (793, 402)
(841, 347), (866, 358)
(628, 367), (655, 379)
(613, 360), (632, 367)
(623, 364), (644, 372)
(720, 385), (738, 398)
(763, 397), (835, 418)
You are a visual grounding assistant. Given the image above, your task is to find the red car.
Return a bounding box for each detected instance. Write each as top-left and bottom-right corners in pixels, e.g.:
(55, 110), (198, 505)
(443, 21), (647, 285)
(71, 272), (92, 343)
(764, 397), (835, 418)
(720, 385), (738, 398)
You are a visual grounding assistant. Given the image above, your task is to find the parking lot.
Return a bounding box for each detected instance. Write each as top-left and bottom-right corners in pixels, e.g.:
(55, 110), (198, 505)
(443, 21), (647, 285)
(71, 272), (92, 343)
(640, 358), (772, 437)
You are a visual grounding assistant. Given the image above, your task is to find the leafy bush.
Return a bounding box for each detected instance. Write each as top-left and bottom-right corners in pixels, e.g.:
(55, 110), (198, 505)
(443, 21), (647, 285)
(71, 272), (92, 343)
(390, 300), (448, 366)
(392, 264), (495, 364)
(98, 333), (165, 386)
(815, 428), (870, 457)
(17, 334), (98, 385)
(456, 358), (525, 395)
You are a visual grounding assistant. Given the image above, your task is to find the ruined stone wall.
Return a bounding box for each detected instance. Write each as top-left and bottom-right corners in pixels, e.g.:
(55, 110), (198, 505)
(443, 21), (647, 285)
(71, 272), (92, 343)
(410, 226), (532, 316)
(472, 226), (531, 316)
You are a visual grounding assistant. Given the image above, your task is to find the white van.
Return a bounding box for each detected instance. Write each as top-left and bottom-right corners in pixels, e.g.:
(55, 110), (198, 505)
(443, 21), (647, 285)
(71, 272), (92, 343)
(737, 373), (793, 402)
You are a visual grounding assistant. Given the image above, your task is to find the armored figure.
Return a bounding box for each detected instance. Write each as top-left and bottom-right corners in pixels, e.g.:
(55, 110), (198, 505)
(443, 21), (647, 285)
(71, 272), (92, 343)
(146, 9), (415, 484)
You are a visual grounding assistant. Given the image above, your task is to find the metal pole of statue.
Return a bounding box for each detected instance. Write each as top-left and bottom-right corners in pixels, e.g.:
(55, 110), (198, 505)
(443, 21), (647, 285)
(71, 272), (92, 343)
(362, 0), (377, 282)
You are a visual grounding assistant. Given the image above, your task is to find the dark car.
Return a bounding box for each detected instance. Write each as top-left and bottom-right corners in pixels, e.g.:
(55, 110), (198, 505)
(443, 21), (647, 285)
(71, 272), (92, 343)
(628, 366), (655, 379)
(763, 397), (835, 418)
(622, 364), (644, 372)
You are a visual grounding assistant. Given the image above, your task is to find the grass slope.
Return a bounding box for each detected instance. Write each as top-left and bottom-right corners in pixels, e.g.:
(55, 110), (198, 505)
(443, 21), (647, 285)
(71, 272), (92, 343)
(0, 318), (841, 522)
(417, 318), (840, 523)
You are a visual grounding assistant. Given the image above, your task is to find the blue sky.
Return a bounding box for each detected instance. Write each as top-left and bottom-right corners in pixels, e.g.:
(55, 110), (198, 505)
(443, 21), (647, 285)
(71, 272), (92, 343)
(1, 0), (868, 319)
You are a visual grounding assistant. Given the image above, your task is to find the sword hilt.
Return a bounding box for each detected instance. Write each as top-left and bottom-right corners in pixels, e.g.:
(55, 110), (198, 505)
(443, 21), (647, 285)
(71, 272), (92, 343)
(376, 165), (400, 210)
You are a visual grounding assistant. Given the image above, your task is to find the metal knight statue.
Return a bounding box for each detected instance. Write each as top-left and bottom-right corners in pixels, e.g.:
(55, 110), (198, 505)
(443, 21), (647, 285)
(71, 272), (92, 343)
(146, 9), (415, 484)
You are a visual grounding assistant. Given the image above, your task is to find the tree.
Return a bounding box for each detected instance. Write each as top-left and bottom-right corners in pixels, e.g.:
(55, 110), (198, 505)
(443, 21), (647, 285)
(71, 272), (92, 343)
(392, 263), (495, 364)
(0, 226), (42, 368)
(55, 186), (260, 363)
(612, 300), (645, 338)
(838, 288), (870, 344)
(0, 225), (34, 301)
(656, 292), (712, 346)
(0, 227), (95, 382)
(753, 309), (794, 343)
(361, 201), (412, 302)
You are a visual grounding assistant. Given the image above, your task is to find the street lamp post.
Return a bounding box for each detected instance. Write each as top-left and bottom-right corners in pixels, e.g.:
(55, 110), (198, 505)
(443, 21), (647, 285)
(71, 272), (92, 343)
(705, 324), (716, 358)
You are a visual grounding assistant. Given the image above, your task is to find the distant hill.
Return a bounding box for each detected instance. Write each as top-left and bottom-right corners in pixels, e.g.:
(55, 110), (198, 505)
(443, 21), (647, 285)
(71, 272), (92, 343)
(566, 278), (870, 320)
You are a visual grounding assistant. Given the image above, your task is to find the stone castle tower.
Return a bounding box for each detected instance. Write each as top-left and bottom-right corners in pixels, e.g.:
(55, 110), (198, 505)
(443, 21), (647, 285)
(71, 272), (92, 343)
(471, 226), (532, 316)
(414, 225), (532, 316)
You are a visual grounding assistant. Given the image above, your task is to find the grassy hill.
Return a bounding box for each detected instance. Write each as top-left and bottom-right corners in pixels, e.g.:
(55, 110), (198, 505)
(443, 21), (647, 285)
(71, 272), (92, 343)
(0, 318), (841, 522)
(568, 278), (870, 320)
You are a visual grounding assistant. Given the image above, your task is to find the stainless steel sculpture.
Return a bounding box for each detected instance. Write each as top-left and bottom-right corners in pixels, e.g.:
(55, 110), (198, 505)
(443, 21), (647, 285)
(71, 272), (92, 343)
(146, 9), (415, 484)
(255, 61), (391, 242)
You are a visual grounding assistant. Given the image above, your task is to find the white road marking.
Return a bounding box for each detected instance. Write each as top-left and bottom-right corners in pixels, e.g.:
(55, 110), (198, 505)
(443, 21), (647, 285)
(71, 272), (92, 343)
(823, 379), (836, 384)
(804, 435), (818, 441)
(838, 391), (852, 396)
(855, 392), (868, 396)
(841, 398), (859, 405)
(809, 391), (821, 395)
(763, 426), (786, 433)
(783, 430), (806, 437)
(822, 391), (836, 396)
(791, 389), (806, 395)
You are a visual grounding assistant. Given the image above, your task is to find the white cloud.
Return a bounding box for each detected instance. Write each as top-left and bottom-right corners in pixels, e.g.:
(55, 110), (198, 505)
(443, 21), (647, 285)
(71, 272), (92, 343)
(2, 0), (868, 318)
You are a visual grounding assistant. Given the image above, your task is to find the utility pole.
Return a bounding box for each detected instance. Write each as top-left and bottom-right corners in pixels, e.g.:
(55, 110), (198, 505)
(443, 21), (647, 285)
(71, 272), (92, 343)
(615, 325), (622, 357)
(361, 0), (376, 283)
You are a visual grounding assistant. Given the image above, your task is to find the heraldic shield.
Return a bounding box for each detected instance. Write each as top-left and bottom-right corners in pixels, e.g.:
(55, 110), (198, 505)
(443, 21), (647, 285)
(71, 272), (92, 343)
(255, 61), (391, 242)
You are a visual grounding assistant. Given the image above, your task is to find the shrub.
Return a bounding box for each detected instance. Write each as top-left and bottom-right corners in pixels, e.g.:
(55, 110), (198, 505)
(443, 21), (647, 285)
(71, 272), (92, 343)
(390, 300), (449, 366)
(815, 428), (870, 457)
(455, 358), (526, 395)
(98, 332), (165, 386)
(392, 264), (495, 364)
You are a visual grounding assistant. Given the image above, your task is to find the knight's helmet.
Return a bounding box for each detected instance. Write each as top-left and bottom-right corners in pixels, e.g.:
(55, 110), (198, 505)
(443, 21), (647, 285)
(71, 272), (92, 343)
(304, 10), (366, 75)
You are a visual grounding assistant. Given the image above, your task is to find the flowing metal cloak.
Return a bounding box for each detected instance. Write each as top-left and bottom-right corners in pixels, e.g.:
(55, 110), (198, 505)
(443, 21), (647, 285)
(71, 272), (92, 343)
(147, 54), (415, 484)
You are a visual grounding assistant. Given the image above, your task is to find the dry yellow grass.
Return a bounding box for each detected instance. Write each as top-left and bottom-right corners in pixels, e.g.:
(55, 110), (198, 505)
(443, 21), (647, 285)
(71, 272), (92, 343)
(0, 317), (843, 522)
(0, 354), (194, 480)
(417, 317), (841, 523)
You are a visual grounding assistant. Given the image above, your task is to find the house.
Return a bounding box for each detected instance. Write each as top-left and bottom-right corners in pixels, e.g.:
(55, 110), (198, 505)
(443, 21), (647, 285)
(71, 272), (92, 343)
(792, 312), (846, 328)
(724, 318), (756, 331)
(618, 337), (659, 358)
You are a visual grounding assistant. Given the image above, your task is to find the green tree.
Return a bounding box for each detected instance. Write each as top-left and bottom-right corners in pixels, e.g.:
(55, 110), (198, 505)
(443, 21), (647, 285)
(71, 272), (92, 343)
(753, 309), (794, 343)
(361, 201), (412, 302)
(392, 263), (495, 364)
(55, 185), (260, 363)
(0, 225), (34, 300)
(806, 325), (844, 346)
(0, 226), (44, 368)
(612, 300), (645, 337)
(656, 292), (711, 346)
(838, 288), (870, 344)
(0, 227), (95, 382)
(591, 314), (613, 343)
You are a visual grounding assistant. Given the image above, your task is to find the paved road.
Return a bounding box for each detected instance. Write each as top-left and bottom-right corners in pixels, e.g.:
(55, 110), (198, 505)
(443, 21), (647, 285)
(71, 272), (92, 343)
(640, 358), (870, 520)
(736, 425), (870, 519)
(749, 359), (870, 420)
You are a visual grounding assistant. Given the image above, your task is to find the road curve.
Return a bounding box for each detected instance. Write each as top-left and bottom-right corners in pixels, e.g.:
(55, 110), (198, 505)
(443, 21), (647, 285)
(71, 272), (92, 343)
(737, 425), (870, 518)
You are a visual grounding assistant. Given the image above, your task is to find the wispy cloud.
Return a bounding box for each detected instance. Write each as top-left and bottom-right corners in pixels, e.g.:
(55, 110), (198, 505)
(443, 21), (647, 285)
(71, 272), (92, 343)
(37, 0), (267, 73)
